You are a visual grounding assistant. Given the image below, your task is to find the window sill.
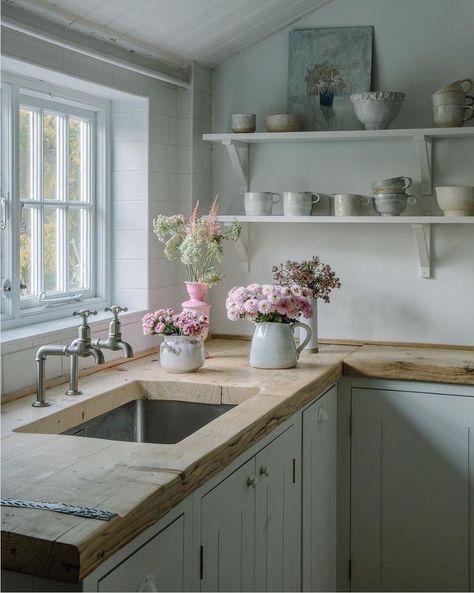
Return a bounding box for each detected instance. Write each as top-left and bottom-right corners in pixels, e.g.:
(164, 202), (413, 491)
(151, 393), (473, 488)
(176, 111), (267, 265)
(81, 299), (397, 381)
(1, 309), (146, 354)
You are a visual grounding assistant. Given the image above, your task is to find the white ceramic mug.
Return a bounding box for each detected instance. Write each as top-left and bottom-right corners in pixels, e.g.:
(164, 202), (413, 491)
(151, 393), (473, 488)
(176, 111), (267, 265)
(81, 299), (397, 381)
(244, 192), (281, 216)
(231, 113), (256, 133)
(283, 192), (320, 216)
(434, 79), (473, 95)
(332, 193), (370, 216)
(433, 103), (474, 127)
(372, 176), (412, 193)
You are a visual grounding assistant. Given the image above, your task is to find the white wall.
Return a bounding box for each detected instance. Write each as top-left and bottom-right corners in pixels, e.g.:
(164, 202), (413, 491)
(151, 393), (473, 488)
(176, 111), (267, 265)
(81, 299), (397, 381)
(210, 0), (474, 346)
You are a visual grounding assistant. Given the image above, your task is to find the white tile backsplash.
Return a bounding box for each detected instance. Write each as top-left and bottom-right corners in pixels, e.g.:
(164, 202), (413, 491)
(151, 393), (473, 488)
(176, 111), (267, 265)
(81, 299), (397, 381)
(149, 172), (170, 201)
(114, 259), (148, 289)
(112, 112), (148, 143)
(113, 171), (148, 200)
(113, 200), (148, 230)
(149, 113), (169, 144)
(113, 141), (148, 171)
(113, 230), (148, 260)
(150, 143), (178, 173)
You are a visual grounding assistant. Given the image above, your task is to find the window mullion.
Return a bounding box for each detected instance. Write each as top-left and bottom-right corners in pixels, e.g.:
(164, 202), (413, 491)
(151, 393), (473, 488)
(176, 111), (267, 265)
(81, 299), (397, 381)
(34, 107), (42, 297)
(59, 114), (67, 294)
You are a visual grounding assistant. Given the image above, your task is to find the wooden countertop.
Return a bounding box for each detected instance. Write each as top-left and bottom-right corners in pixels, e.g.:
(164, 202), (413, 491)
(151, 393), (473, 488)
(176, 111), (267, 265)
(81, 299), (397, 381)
(344, 345), (474, 384)
(1, 339), (473, 583)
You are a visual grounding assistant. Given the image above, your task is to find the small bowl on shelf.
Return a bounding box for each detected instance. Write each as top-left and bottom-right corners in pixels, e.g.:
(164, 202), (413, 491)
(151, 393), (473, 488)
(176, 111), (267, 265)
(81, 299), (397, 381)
(350, 91), (405, 130)
(265, 114), (301, 132)
(436, 186), (474, 216)
(231, 113), (256, 133)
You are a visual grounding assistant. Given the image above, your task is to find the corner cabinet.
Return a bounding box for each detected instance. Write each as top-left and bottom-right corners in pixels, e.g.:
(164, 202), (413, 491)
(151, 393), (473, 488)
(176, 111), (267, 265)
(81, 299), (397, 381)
(350, 380), (474, 592)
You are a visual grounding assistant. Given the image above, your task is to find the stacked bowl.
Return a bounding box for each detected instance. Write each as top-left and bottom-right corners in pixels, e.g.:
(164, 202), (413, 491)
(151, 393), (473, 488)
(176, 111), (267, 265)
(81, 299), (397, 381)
(372, 176), (416, 216)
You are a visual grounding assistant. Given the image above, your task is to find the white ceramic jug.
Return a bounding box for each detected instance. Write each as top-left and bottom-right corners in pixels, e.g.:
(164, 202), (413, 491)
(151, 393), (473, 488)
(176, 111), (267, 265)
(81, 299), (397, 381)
(249, 321), (311, 369)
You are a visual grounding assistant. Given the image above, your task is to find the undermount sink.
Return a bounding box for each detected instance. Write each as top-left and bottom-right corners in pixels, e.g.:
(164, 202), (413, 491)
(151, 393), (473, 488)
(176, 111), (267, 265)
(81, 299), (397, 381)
(63, 399), (235, 444)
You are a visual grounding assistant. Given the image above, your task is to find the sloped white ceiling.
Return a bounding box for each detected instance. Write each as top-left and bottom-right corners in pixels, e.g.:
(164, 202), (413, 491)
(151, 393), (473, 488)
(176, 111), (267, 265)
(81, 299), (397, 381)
(3, 0), (334, 66)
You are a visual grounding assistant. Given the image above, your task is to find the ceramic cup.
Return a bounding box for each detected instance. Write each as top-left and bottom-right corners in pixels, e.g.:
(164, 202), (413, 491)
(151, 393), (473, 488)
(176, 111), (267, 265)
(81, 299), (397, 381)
(332, 193), (370, 216)
(432, 103), (474, 127)
(283, 192), (320, 216)
(372, 176), (412, 193)
(433, 79), (473, 95)
(431, 91), (473, 106)
(231, 113), (256, 133)
(436, 186), (474, 216)
(244, 192), (281, 216)
(372, 193), (416, 216)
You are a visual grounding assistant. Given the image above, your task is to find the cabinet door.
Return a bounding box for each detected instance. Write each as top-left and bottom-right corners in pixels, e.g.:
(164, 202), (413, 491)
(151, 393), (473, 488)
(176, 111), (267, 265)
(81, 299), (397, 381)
(97, 514), (186, 592)
(200, 458), (256, 592)
(302, 386), (337, 592)
(351, 387), (474, 592)
(255, 423), (301, 592)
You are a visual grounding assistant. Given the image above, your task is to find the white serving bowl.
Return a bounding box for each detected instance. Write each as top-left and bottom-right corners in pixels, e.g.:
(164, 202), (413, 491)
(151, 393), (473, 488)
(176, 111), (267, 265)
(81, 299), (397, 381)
(265, 114), (301, 132)
(350, 91), (405, 130)
(436, 186), (474, 216)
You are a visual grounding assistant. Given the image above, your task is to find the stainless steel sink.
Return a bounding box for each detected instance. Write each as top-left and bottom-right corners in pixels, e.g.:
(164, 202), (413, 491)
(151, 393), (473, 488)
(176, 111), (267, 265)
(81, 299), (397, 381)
(63, 399), (235, 444)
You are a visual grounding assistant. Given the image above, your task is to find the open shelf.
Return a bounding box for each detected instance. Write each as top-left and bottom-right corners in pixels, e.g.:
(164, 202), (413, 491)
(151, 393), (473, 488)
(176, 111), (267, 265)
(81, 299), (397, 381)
(219, 216), (474, 280)
(218, 215), (474, 224)
(204, 127), (474, 196)
(203, 127), (474, 143)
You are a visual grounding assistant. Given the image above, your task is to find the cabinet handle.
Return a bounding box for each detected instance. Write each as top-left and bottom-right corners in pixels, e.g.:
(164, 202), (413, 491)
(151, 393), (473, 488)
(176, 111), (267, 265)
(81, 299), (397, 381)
(247, 476), (257, 488)
(259, 465), (270, 477)
(317, 407), (329, 423)
(137, 574), (158, 592)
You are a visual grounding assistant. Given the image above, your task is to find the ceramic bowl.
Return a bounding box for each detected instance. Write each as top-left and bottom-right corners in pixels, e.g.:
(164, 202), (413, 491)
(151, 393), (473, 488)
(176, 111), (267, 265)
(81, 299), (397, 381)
(265, 114), (301, 132)
(372, 193), (416, 216)
(436, 186), (474, 216)
(350, 91), (405, 130)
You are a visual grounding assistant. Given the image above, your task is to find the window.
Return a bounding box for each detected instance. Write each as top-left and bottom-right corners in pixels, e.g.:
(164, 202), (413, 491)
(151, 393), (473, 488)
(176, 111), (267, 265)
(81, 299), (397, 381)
(1, 77), (109, 329)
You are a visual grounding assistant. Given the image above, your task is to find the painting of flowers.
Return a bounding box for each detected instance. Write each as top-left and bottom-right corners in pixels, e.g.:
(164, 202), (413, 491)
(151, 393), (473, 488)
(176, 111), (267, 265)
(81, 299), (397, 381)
(287, 27), (373, 130)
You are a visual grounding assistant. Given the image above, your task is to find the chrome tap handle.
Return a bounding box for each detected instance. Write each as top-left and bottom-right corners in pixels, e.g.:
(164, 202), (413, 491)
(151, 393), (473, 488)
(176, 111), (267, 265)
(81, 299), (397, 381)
(105, 305), (128, 321)
(72, 309), (98, 324)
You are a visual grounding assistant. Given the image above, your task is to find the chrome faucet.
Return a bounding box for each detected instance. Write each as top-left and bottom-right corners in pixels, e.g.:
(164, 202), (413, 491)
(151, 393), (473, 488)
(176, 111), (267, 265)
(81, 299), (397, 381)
(93, 306), (134, 358)
(65, 310), (106, 396)
(66, 305), (133, 396)
(34, 309), (105, 407)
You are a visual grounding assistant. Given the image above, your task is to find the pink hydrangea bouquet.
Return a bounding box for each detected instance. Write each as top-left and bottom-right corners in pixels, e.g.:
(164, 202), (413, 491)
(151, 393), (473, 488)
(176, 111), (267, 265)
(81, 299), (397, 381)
(142, 308), (208, 337)
(226, 284), (313, 324)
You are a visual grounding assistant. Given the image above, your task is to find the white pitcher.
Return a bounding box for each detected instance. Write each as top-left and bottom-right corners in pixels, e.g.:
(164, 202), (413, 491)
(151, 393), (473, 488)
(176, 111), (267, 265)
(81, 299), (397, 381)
(249, 321), (311, 369)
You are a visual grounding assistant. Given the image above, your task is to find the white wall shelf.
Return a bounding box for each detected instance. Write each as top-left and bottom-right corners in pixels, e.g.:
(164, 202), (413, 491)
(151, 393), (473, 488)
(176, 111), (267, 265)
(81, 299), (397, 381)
(204, 127), (474, 197)
(220, 216), (474, 279)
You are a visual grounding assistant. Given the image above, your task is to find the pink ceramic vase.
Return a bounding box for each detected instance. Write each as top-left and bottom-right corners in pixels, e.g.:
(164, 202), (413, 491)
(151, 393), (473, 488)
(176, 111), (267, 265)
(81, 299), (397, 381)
(182, 282), (211, 340)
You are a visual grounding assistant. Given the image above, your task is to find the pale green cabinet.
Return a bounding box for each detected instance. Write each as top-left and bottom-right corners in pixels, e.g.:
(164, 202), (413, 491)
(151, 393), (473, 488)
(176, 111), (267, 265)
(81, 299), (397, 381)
(302, 385), (337, 592)
(199, 422), (301, 592)
(350, 383), (474, 592)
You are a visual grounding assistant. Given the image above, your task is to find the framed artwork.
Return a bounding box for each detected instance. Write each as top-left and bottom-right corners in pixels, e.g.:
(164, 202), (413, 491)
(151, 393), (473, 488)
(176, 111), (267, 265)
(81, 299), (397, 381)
(287, 27), (374, 131)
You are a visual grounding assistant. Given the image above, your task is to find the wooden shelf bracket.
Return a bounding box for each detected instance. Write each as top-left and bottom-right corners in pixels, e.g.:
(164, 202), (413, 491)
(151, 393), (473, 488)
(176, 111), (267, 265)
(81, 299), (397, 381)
(222, 140), (248, 196)
(414, 135), (433, 196)
(224, 221), (249, 272)
(411, 223), (431, 278)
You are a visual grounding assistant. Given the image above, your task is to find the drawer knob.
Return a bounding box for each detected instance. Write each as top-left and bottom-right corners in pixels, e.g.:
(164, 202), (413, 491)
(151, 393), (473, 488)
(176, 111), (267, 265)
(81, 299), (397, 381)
(259, 465), (270, 477)
(317, 407), (329, 423)
(247, 476), (257, 488)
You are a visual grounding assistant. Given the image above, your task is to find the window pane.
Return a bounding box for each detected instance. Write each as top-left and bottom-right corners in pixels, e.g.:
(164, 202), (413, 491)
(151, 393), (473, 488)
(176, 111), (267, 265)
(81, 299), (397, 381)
(69, 117), (89, 202)
(68, 208), (88, 291)
(19, 108), (34, 200)
(43, 207), (60, 293)
(43, 112), (61, 200)
(19, 207), (34, 298)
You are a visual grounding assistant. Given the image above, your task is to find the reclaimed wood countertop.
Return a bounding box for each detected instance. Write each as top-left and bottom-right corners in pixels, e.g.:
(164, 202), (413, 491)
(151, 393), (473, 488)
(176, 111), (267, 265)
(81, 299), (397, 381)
(1, 338), (473, 583)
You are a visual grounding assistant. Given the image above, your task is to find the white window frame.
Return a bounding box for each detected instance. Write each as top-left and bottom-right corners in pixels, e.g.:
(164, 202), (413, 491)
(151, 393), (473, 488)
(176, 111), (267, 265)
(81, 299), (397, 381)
(1, 73), (111, 330)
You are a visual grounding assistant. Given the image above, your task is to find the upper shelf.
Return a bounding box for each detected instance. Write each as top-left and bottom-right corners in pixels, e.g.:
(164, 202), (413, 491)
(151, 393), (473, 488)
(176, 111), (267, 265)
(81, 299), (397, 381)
(203, 127), (474, 144)
(203, 126), (474, 197)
